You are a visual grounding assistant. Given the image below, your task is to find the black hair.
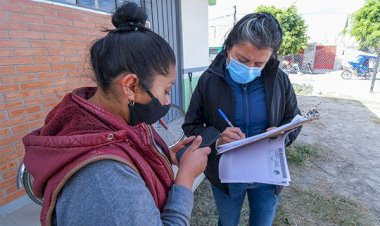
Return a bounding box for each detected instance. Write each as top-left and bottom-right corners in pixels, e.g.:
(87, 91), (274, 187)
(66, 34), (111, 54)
(223, 12), (282, 59)
(90, 1), (176, 91)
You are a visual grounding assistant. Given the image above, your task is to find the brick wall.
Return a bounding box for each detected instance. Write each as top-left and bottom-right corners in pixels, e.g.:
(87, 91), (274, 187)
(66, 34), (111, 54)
(0, 0), (113, 205)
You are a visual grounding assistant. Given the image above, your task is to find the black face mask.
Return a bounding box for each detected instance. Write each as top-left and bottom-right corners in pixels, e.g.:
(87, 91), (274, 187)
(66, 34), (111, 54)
(128, 83), (170, 126)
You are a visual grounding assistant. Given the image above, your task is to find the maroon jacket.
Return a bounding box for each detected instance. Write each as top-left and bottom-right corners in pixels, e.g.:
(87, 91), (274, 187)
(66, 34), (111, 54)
(23, 87), (174, 226)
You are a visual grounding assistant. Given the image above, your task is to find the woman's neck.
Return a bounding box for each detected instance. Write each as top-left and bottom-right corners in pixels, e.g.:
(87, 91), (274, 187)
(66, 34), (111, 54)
(88, 88), (131, 123)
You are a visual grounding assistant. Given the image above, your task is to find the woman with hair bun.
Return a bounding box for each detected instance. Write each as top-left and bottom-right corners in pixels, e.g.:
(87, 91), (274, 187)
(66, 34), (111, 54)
(23, 2), (210, 226)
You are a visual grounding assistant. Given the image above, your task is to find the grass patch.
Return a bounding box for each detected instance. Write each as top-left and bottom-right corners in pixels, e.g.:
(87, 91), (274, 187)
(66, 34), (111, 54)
(274, 187), (370, 226)
(293, 83), (313, 96)
(192, 181), (370, 226)
(286, 143), (320, 166)
(326, 96), (343, 102)
(191, 180), (219, 226)
(373, 118), (380, 125)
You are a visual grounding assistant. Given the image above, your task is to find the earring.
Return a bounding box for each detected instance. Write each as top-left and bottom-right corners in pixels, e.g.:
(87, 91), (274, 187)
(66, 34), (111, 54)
(128, 100), (135, 107)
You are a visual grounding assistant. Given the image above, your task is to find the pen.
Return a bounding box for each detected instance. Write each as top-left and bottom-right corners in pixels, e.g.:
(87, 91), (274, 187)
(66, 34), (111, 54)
(218, 108), (234, 127)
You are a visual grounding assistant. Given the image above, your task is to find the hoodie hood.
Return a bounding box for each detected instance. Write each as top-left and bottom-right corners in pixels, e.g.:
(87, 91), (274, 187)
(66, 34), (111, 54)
(23, 87), (174, 225)
(23, 87), (171, 198)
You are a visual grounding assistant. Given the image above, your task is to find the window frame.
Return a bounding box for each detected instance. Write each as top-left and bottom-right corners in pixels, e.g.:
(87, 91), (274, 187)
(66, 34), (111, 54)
(49, 0), (141, 13)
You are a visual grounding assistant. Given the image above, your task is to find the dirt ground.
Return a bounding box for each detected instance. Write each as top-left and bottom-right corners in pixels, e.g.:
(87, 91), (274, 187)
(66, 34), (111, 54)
(191, 71), (380, 225)
(289, 71), (380, 224)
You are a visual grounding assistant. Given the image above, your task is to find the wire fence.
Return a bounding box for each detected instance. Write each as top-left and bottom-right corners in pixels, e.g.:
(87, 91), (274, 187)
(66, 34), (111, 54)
(209, 40), (379, 92)
(278, 43), (380, 79)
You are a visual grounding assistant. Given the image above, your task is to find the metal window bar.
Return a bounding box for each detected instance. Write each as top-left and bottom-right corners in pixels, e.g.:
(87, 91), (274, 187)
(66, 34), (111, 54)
(50, 0), (142, 13)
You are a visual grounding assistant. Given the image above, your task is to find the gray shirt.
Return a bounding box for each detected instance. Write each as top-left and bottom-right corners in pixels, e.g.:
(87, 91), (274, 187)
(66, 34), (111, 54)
(53, 160), (193, 226)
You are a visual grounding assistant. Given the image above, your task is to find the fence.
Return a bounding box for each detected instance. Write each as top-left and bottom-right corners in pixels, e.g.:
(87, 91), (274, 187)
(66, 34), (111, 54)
(279, 42), (380, 76)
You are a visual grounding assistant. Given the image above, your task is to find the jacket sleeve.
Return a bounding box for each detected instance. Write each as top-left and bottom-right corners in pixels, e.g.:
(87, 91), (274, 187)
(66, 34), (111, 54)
(182, 74), (207, 137)
(282, 74), (302, 146)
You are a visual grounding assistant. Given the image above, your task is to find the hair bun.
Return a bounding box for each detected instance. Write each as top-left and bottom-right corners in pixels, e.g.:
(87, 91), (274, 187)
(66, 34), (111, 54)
(112, 2), (147, 29)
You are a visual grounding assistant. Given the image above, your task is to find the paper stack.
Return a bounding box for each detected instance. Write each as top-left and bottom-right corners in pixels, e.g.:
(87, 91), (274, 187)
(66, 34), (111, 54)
(218, 115), (316, 186)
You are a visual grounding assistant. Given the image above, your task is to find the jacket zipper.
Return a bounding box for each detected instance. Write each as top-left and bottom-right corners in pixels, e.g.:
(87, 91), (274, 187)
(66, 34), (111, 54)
(243, 84), (249, 136)
(146, 125), (174, 180)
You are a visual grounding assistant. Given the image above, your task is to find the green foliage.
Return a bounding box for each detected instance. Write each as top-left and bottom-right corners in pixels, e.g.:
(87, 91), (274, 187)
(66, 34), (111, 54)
(292, 83), (313, 96)
(351, 0), (380, 54)
(256, 5), (308, 56)
(208, 0), (216, 6)
(286, 143), (319, 166)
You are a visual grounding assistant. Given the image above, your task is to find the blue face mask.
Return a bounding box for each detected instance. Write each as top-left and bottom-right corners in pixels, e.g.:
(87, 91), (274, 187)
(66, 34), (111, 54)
(226, 56), (263, 84)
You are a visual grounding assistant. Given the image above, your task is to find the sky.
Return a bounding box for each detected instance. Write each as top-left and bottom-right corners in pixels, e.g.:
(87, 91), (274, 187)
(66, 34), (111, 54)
(209, 0), (366, 44)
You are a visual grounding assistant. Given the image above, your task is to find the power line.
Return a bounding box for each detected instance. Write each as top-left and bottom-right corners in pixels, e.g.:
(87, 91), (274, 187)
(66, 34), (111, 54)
(301, 11), (349, 15)
(209, 14), (234, 21)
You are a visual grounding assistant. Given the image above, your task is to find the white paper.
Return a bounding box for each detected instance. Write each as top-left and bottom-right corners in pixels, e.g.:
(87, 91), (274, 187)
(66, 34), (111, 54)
(219, 132), (291, 186)
(218, 114), (309, 154)
(218, 114), (319, 186)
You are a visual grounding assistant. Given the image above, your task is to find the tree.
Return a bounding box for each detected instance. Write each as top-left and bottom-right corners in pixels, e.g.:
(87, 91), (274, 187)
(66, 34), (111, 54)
(256, 5), (308, 56)
(351, 0), (380, 54)
(350, 0), (380, 92)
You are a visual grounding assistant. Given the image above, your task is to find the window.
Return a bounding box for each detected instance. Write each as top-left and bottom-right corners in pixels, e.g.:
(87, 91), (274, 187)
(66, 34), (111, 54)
(51, 0), (141, 13)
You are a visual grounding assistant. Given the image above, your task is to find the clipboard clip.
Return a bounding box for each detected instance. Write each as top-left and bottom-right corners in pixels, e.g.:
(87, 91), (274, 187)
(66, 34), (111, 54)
(305, 102), (321, 119)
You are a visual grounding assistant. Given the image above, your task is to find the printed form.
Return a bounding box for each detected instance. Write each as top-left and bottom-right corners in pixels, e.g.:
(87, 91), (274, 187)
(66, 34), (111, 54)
(218, 115), (317, 186)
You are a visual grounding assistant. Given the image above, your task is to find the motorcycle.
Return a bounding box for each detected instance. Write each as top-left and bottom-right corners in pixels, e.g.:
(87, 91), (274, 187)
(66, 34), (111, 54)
(281, 60), (313, 74)
(341, 55), (377, 80)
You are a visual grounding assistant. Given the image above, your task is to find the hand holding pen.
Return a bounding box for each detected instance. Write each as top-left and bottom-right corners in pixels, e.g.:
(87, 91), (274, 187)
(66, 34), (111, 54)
(217, 108), (245, 146)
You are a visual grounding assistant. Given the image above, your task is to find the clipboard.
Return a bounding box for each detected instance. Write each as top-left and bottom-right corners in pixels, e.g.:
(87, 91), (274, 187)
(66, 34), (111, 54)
(217, 114), (319, 154)
(218, 114), (319, 185)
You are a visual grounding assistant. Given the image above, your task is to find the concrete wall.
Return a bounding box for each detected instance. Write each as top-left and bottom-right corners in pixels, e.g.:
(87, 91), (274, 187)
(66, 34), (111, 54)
(180, 0), (209, 109)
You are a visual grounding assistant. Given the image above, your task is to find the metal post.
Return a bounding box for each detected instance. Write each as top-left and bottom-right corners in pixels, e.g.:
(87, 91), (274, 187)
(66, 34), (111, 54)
(188, 72), (193, 94)
(370, 54), (380, 93)
(233, 5), (236, 25)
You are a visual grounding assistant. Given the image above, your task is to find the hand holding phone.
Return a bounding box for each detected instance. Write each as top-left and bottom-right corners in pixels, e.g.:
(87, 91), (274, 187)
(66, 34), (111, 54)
(176, 126), (221, 161)
(174, 136), (211, 190)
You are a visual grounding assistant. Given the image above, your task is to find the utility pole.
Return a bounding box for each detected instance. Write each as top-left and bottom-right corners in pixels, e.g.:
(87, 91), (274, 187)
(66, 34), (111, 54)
(233, 5), (237, 25)
(370, 55), (379, 92)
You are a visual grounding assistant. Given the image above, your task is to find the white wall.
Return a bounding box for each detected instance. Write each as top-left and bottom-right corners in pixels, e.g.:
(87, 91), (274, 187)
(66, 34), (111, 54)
(181, 0), (210, 71)
(179, 0), (209, 189)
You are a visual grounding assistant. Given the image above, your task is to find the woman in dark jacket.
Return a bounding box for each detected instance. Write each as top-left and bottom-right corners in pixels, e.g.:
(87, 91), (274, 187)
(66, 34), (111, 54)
(182, 12), (301, 226)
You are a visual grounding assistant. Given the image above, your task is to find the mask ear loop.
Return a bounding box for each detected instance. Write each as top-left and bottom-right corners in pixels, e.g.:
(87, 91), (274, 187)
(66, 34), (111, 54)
(139, 82), (156, 99)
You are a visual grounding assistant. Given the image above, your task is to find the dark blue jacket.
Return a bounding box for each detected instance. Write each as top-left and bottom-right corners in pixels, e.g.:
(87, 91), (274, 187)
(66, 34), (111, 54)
(224, 69), (268, 138)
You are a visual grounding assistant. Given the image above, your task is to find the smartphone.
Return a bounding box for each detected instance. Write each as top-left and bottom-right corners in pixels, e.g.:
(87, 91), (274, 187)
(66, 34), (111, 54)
(176, 126), (221, 161)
